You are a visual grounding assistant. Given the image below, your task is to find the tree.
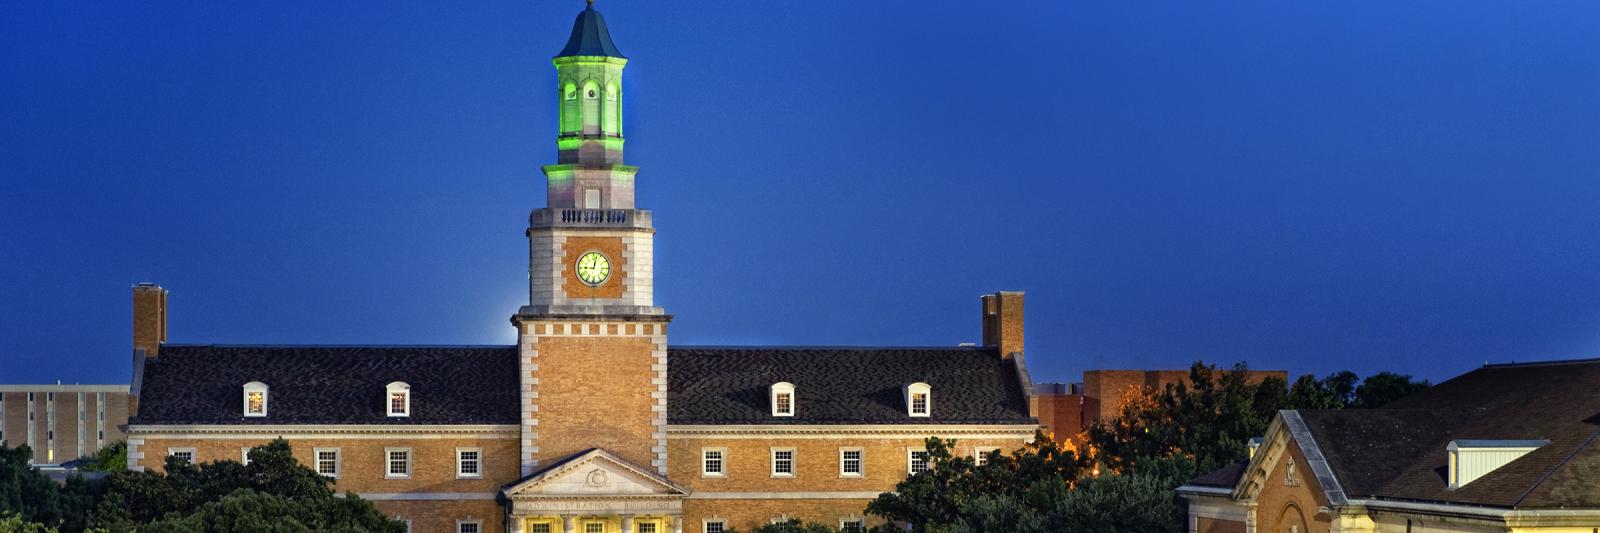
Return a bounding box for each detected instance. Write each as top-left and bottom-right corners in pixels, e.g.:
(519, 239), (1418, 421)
(75, 443), (126, 473)
(0, 445), (63, 528)
(86, 439), (404, 532)
(749, 518), (842, 533)
(1353, 371), (1430, 408)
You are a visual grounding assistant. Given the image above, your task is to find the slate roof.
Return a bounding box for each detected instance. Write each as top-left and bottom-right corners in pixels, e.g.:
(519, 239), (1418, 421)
(133, 344), (1035, 427)
(557, 4), (625, 58)
(1188, 461), (1246, 488)
(132, 345), (522, 425)
(1189, 357), (1600, 509)
(667, 346), (1035, 425)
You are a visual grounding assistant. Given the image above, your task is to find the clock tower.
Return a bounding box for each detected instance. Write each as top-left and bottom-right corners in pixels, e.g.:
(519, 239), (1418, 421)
(514, 2), (670, 477)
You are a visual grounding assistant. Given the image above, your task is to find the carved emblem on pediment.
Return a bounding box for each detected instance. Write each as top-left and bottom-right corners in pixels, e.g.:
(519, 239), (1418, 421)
(585, 468), (609, 488)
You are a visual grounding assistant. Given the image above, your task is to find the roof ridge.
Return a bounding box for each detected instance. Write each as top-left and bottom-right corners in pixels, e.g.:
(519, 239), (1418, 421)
(1482, 356), (1600, 368)
(669, 345), (992, 351)
(163, 343), (515, 349)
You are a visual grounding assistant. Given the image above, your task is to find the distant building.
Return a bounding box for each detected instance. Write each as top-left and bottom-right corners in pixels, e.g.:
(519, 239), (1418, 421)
(0, 384), (130, 465)
(1033, 368), (1287, 439)
(1178, 358), (1600, 532)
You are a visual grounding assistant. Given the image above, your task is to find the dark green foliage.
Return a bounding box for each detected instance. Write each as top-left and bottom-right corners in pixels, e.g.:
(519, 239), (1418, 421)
(0, 439), (403, 533)
(0, 445), (64, 528)
(854, 362), (1430, 532)
(1353, 371), (1430, 408)
(75, 442), (126, 473)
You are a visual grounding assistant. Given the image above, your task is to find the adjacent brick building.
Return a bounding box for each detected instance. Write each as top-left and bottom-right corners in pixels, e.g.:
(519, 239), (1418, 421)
(123, 5), (1039, 533)
(1032, 368), (1287, 440)
(1178, 358), (1600, 532)
(0, 384), (129, 465)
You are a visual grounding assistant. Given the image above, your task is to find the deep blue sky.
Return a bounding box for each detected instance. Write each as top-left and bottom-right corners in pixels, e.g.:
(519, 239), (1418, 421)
(3, 1), (1598, 387)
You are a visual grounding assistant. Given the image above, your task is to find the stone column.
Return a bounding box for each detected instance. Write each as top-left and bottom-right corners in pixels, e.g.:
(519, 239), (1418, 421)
(562, 515), (576, 533)
(620, 514), (634, 533)
(508, 515), (525, 533)
(671, 515), (683, 533)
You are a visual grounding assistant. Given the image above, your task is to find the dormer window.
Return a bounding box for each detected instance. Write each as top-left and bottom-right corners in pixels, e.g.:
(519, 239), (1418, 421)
(905, 382), (931, 417)
(386, 382), (410, 417)
(243, 382), (268, 417)
(770, 382), (795, 417)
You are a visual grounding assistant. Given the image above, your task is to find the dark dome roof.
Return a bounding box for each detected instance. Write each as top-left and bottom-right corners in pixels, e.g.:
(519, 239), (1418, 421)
(556, 4), (625, 59)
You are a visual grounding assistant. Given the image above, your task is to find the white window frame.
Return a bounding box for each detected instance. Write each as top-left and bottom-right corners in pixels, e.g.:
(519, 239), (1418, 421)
(456, 519), (483, 533)
(386, 382), (411, 418)
(241, 447), (252, 465)
(840, 518), (866, 531)
(701, 447), (727, 478)
(770, 382), (796, 417)
(456, 447), (483, 479)
(908, 448), (930, 475)
(905, 382), (931, 417)
(385, 447), (412, 479)
(243, 381), (269, 417)
(771, 447), (796, 478)
(974, 446), (1001, 466)
(168, 447), (197, 464)
(314, 447), (341, 478)
(839, 447), (864, 478)
(702, 519), (728, 533)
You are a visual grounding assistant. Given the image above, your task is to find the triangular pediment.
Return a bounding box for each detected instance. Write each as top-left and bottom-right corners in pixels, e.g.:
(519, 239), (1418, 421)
(503, 449), (687, 498)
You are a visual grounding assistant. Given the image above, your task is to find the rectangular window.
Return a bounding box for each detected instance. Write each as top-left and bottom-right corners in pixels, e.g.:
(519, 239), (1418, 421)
(530, 524), (551, 533)
(639, 523), (657, 533)
(585, 523), (603, 533)
(774, 393), (793, 415)
(47, 392), (53, 401)
(458, 521), (481, 533)
(315, 448), (340, 478)
(704, 521), (726, 533)
(840, 448), (863, 477)
(974, 446), (1001, 466)
(841, 519), (865, 531)
(457, 448), (482, 478)
(908, 449), (930, 475)
(771, 448), (795, 477)
(247, 392), (265, 414)
(911, 392), (929, 415)
(386, 448), (411, 478)
(169, 448), (196, 463)
(389, 392), (408, 416)
(702, 448), (726, 477)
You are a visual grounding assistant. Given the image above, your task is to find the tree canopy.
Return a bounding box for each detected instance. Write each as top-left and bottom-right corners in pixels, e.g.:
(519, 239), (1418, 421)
(0, 440), (403, 533)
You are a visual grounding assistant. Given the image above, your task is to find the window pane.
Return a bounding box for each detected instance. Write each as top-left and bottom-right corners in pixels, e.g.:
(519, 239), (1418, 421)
(842, 449), (862, 474)
(705, 522), (726, 533)
(776, 393), (792, 414)
(585, 524), (603, 533)
(389, 451), (408, 475)
(639, 524), (657, 533)
(317, 451), (338, 475)
(390, 393), (407, 414)
(910, 451), (929, 474)
(459, 450), (480, 475)
(704, 449), (724, 474)
(531, 525), (551, 533)
(247, 392), (264, 414)
(774, 450), (794, 474)
(459, 523), (480, 533)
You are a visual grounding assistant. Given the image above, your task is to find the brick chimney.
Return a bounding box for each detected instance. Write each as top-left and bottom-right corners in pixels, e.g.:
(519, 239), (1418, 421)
(981, 291), (1024, 359)
(133, 283), (168, 358)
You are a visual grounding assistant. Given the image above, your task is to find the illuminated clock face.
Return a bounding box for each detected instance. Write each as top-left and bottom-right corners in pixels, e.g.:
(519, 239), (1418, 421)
(575, 251), (611, 286)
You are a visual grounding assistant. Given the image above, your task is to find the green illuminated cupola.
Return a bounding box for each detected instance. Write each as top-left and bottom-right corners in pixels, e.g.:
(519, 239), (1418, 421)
(544, 0), (634, 209)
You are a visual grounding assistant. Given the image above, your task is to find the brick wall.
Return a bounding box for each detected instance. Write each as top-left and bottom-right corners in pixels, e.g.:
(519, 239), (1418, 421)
(377, 499), (504, 533)
(686, 499), (878, 532)
(132, 436), (518, 495)
(532, 334), (662, 470)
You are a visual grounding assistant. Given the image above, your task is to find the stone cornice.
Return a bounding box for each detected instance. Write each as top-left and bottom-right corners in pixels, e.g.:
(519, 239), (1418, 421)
(665, 424), (1039, 439)
(126, 424), (519, 438)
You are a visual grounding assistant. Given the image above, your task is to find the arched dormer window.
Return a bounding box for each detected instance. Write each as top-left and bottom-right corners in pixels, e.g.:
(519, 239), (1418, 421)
(905, 382), (931, 417)
(770, 382), (795, 417)
(243, 382), (268, 417)
(386, 382), (410, 417)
